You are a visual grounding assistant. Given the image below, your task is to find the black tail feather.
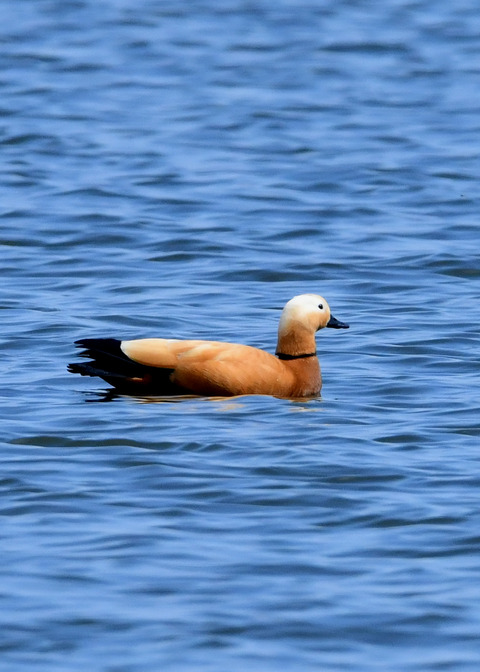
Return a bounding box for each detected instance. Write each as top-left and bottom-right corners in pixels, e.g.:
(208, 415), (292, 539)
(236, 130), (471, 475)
(74, 338), (140, 377)
(69, 337), (184, 395)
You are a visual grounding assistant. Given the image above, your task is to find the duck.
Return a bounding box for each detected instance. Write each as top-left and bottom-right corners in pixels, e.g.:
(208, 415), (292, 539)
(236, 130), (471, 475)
(68, 293), (348, 398)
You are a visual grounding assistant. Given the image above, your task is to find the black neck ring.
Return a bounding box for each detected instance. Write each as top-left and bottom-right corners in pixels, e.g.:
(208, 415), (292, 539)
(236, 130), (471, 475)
(276, 352), (317, 361)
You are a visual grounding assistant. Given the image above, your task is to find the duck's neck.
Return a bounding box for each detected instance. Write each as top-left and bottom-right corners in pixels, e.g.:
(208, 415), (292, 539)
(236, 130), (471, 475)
(276, 323), (317, 359)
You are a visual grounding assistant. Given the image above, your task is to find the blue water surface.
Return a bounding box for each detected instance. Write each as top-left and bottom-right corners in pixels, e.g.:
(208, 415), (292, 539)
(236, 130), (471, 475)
(2, 1), (480, 670)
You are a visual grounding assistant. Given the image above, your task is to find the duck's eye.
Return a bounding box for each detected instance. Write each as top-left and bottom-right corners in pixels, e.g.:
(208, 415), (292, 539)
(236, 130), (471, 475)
(318, 303), (324, 310)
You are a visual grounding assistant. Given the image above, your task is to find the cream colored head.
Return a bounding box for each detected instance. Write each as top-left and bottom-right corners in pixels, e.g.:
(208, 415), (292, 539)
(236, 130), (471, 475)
(279, 294), (332, 334)
(276, 294), (349, 357)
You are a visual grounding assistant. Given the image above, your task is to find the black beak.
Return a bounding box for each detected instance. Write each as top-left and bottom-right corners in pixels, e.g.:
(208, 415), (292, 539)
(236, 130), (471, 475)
(327, 315), (349, 329)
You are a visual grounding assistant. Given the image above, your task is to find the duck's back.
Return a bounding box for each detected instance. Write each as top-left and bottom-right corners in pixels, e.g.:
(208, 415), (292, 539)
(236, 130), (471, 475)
(123, 338), (315, 397)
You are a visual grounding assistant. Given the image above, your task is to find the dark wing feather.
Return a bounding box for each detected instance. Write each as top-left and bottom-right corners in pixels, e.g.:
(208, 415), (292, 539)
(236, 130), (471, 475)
(68, 338), (183, 394)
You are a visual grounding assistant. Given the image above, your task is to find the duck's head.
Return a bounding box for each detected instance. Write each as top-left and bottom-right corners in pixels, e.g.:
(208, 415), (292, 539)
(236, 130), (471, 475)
(279, 294), (349, 334)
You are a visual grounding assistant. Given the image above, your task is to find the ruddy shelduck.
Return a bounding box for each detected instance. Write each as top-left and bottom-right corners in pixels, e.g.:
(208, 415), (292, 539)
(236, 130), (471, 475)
(68, 294), (348, 398)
